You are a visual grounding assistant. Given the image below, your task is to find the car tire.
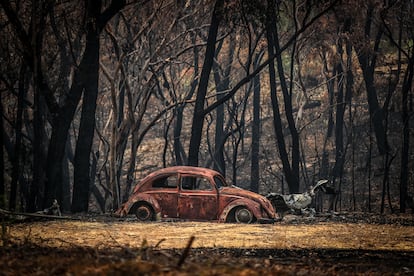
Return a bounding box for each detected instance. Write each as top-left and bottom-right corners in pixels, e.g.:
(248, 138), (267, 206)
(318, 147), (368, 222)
(135, 204), (154, 221)
(234, 207), (253, 223)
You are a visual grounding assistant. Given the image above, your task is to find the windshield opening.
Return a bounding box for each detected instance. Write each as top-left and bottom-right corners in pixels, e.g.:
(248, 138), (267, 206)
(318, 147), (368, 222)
(214, 175), (228, 189)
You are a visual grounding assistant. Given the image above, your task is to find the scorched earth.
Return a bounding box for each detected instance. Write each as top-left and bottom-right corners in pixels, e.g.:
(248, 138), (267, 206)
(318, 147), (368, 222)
(1, 213), (414, 275)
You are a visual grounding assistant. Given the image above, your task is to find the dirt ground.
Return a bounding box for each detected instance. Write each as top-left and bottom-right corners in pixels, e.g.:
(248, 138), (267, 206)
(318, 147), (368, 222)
(1, 212), (414, 275)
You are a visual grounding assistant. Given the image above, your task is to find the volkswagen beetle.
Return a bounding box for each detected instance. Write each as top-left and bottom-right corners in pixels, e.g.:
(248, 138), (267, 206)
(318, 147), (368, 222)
(115, 166), (277, 223)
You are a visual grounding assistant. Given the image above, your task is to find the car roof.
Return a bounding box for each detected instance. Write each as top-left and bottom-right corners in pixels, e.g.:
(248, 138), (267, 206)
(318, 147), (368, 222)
(151, 166), (222, 177)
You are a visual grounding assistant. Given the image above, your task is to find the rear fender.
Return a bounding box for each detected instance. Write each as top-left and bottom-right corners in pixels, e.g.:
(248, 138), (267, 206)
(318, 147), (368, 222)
(115, 194), (161, 218)
(218, 199), (262, 223)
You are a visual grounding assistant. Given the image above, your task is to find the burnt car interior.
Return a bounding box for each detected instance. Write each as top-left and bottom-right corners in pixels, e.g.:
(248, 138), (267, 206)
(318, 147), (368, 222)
(181, 176), (212, 191)
(152, 175), (178, 189)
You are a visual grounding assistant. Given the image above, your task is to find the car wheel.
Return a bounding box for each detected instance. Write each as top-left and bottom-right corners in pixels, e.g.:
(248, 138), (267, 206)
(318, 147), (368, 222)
(234, 207), (253, 223)
(135, 204), (154, 221)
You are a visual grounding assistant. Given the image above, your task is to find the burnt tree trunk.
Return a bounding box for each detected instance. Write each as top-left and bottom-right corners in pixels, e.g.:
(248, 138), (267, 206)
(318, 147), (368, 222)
(0, 83), (4, 209)
(9, 65), (26, 210)
(187, 0), (224, 167)
(266, 0), (300, 193)
(400, 55), (413, 213)
(332, 38), (345, 180)
(71, 41), (100, 212)
(250, 50), (264, 193)
(355, 4), (388, 155)
(320, 50), (335, 179)
(212, 37), (234, 175)
(71, 0), (126, 212)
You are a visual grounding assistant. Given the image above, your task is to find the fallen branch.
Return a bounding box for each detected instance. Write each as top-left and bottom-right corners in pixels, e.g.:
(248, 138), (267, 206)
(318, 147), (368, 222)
(0, 208), (78, 220)
(176, 236), (195, 269)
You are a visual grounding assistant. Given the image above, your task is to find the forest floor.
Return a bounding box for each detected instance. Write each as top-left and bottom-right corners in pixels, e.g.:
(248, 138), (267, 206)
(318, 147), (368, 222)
(1, 212), (414, 275)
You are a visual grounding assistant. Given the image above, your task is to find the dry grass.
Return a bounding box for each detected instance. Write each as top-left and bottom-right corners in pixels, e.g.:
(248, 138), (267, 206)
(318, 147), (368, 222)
(6, 219), (414, 251)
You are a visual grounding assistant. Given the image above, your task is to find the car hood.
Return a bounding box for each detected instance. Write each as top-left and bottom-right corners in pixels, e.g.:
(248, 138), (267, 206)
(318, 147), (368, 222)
(220, 186), (275, 215)
(220, 186), (264, 201)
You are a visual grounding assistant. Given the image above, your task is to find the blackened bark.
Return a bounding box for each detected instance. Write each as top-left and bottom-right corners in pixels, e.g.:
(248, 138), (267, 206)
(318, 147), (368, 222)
(267, 0), (299, 193)
(71, 53), (100, 212)
(320, 50), (335, 179)
(174, 107), (186, 165)
(400, 56), (413, 212)
(71, 2), (101, 212)
(266, 16), (294, 193)
(212, 37), (234, 175)
(250, 50), (264, 193)
(44, 85), (82, 208)
(356, 5), (388, 155)
(31, 78), (47, 211)
(59, 145), (72, 212)
(332, 38), (345, 178)
(187, 0), (224, 167)
(0, 86), (4, 209)
(213, 65), (226, 175)
(174, 31), (199, 166)
(9, 65), (26, 210)
(70, 0), (125, 212)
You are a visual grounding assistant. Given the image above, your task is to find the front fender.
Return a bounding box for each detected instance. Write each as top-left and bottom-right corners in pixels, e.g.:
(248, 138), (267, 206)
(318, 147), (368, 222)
(114, 193), (161, 218)
(218, 199), (263, 223)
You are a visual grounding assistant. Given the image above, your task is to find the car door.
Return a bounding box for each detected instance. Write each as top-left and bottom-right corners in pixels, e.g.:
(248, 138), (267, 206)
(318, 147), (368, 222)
(148, 174), (179, 219)
(178, 174), (218, 220)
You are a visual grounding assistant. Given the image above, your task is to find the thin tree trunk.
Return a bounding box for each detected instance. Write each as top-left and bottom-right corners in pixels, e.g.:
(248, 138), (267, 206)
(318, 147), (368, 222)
(187, 0), (224, 167)
(266, 0), (299, 193)
(250, 50), (264, 193)
(355, 4), (388, 155)
(212, 37), (234, 175)
(400, 55), (413, 212)
(320, 51), (335, 179)
(266, 16), (292, 193)
(368, 120), (372, 212)
(0, 84), (4, 209)
(332, 39), (345, 180)
(9, 65), (26, 210)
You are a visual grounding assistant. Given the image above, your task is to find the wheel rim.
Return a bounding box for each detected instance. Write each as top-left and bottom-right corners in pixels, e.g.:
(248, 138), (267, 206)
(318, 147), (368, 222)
(235, 207), (253, 223)
(136, 205), (152, 221)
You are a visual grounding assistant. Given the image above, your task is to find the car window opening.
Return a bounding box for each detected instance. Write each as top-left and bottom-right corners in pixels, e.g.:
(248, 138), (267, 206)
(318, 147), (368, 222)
(181, 176), (212, 191)
(152, 175), (178, 189)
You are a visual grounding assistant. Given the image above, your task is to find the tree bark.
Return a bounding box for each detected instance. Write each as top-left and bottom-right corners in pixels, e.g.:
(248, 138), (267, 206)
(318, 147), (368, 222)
(71, 45), (100, 212)
(9, 65), (26, 210)
(266, 0), (300, 193)
(320, 50), (335, 179)
(355, 4), (388, 155)
(187, 0), (224, 167)
(212, 37), (234, 175)
(71, 0), (126, 213)
(250, 50), (264, 193)
(332, 24), (347, 179)
(266, 14), (293, 194)
(0, 83), (4, 209)
(400, 55), (413, 212)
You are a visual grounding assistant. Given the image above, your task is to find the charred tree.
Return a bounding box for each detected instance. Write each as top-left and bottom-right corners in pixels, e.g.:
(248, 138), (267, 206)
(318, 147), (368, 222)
(9, 65), (26, 210)
(212, 36), (235, 175)
(71, 0), (126, 213)
(0, 85), (4, 209)
(354, 4), (388, 155)
(71, 1), (102, 212)
(187, 0), (224, 167)
(250, 50), (264, 193)
(400, 55), (413, 213)
(320, 49), (335, 179)
(266, 0), (300, 193)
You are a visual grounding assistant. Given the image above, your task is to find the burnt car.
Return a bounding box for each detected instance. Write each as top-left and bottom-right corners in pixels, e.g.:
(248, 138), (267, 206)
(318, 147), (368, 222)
(115, 166), (277, 223)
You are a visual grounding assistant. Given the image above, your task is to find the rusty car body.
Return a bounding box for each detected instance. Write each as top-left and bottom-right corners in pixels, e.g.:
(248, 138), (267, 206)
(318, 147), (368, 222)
(115, 166), (277, 223)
